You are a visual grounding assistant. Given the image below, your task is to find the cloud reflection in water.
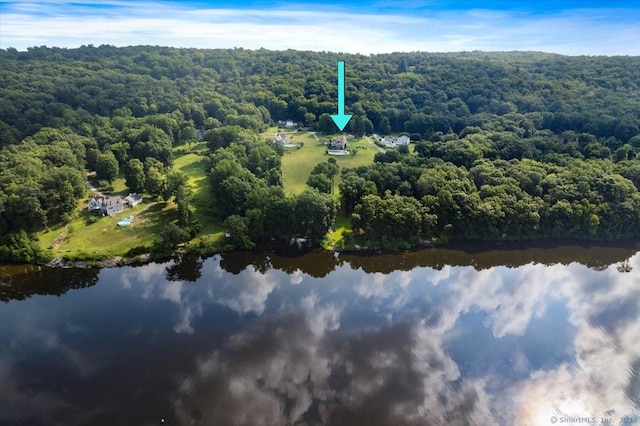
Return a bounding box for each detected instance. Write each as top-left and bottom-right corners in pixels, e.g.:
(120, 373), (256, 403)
(169, 253), (640, 425)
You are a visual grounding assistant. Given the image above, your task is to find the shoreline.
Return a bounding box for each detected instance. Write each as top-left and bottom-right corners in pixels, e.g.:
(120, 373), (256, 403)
(18, 235), (640, 270)
(43, 253), (155, 269)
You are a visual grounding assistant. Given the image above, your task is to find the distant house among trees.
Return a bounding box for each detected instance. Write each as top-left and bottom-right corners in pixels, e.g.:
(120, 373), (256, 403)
(327, 137), (350, 155)
(328, 137), (348, 150)
(277, 120), (297, 129)
(275, 132), (298, 148)
(275, 132), (290, 143)
(383, 135), (410, 148)
(88, 193), (142, 215)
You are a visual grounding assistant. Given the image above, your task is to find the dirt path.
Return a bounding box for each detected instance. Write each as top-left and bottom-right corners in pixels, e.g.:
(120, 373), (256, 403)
(138, 202), (153, 215)
(51, 226), (68, 250)
(86, 181), (101, 195)
(366, 137), (386, 153)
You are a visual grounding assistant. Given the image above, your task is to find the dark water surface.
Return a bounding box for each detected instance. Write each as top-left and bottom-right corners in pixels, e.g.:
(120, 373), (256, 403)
(1, 241), (639, 425)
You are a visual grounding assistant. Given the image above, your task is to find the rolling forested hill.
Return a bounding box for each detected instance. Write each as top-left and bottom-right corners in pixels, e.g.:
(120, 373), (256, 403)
(1, 45), (640, 258)
(2, 46), (639, 143)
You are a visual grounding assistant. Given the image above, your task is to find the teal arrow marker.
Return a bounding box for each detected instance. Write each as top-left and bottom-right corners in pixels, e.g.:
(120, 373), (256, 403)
(330, 61), (352, 132)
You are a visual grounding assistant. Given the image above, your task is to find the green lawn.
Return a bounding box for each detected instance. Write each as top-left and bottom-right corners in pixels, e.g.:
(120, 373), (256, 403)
(111, 177), (129, 195)
(173, 148), (226, 243)
(281, 133), (378, 195)
(173, 150), (211, 206)
(39, 201), (173, 260)
(87, 176), (129, 196)
(323, 211), (353, 250)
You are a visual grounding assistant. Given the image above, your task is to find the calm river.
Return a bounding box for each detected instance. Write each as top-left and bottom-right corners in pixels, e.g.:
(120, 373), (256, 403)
(1, 240), (639, 426)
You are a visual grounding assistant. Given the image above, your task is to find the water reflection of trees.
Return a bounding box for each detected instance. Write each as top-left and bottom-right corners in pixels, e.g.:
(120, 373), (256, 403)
(216, 239), (640, 276)
(165, 255), (204, 282)
(616, 260), (633, 273)
(1, 239), (637, 301)
(0, 265), (99, 302)
(219, 243), (341, 278)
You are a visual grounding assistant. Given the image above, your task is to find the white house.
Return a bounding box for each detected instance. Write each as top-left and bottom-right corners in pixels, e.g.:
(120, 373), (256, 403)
(88, 193), (141, 216)
(88, 195), (124, 215)
(275, 132), (298, 148)
(396, 135), (411, 146)
(87, 197), (102, 212)
(275, 132), (289, 143)
(277, 120), (298, 129)
(327, 137), (350, 155)
(383, 135), (411, 148)
(328, 137), (347, 151)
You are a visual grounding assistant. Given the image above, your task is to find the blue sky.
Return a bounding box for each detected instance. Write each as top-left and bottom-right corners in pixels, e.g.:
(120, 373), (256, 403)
(1, 1), (639, 55)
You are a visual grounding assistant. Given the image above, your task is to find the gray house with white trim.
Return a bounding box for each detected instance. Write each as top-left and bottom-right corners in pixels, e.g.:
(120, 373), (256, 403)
(88, 193), (141, 215)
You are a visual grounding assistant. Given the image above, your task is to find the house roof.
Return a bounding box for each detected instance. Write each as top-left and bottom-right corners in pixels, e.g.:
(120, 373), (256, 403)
(383, 135), (410, 146)
(125, 193), (142, 201)
(89, 195), (124, 207)
(275, 132), (289, 142)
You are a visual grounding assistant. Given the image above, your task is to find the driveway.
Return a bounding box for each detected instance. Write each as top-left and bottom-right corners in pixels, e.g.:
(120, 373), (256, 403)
(86, 181), (102, 196)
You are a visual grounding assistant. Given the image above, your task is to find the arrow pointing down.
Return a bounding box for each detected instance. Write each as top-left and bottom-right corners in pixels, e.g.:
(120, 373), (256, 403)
(330, 61), (352, 132)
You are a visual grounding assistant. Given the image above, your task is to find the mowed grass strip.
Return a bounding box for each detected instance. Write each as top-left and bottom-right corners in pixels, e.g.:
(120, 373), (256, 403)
(172, 145), (225, 244)
(173, 150), (211, 209)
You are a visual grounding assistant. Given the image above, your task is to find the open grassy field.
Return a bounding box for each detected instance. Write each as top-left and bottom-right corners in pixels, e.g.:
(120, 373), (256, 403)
(281, 132), (378, 195)
(86, 176), (129, 196)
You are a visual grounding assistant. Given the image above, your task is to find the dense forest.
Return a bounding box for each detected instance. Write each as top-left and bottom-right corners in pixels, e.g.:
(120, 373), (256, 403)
(1, 45), (640, 259)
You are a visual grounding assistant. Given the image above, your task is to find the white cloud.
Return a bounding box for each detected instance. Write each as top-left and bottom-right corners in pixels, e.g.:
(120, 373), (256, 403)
(355, 272), (388, 299)
(217, 266), (279, 315)
(1, 2), (638, 54)
(301, 293), (341, 336)
(161, 280), (183, 304)
(289, 268), (304, 285)
(0, 300), (107, 424)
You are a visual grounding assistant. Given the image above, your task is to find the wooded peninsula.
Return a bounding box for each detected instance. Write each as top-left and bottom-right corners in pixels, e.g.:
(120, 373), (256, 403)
(1, 46), (639, 263)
